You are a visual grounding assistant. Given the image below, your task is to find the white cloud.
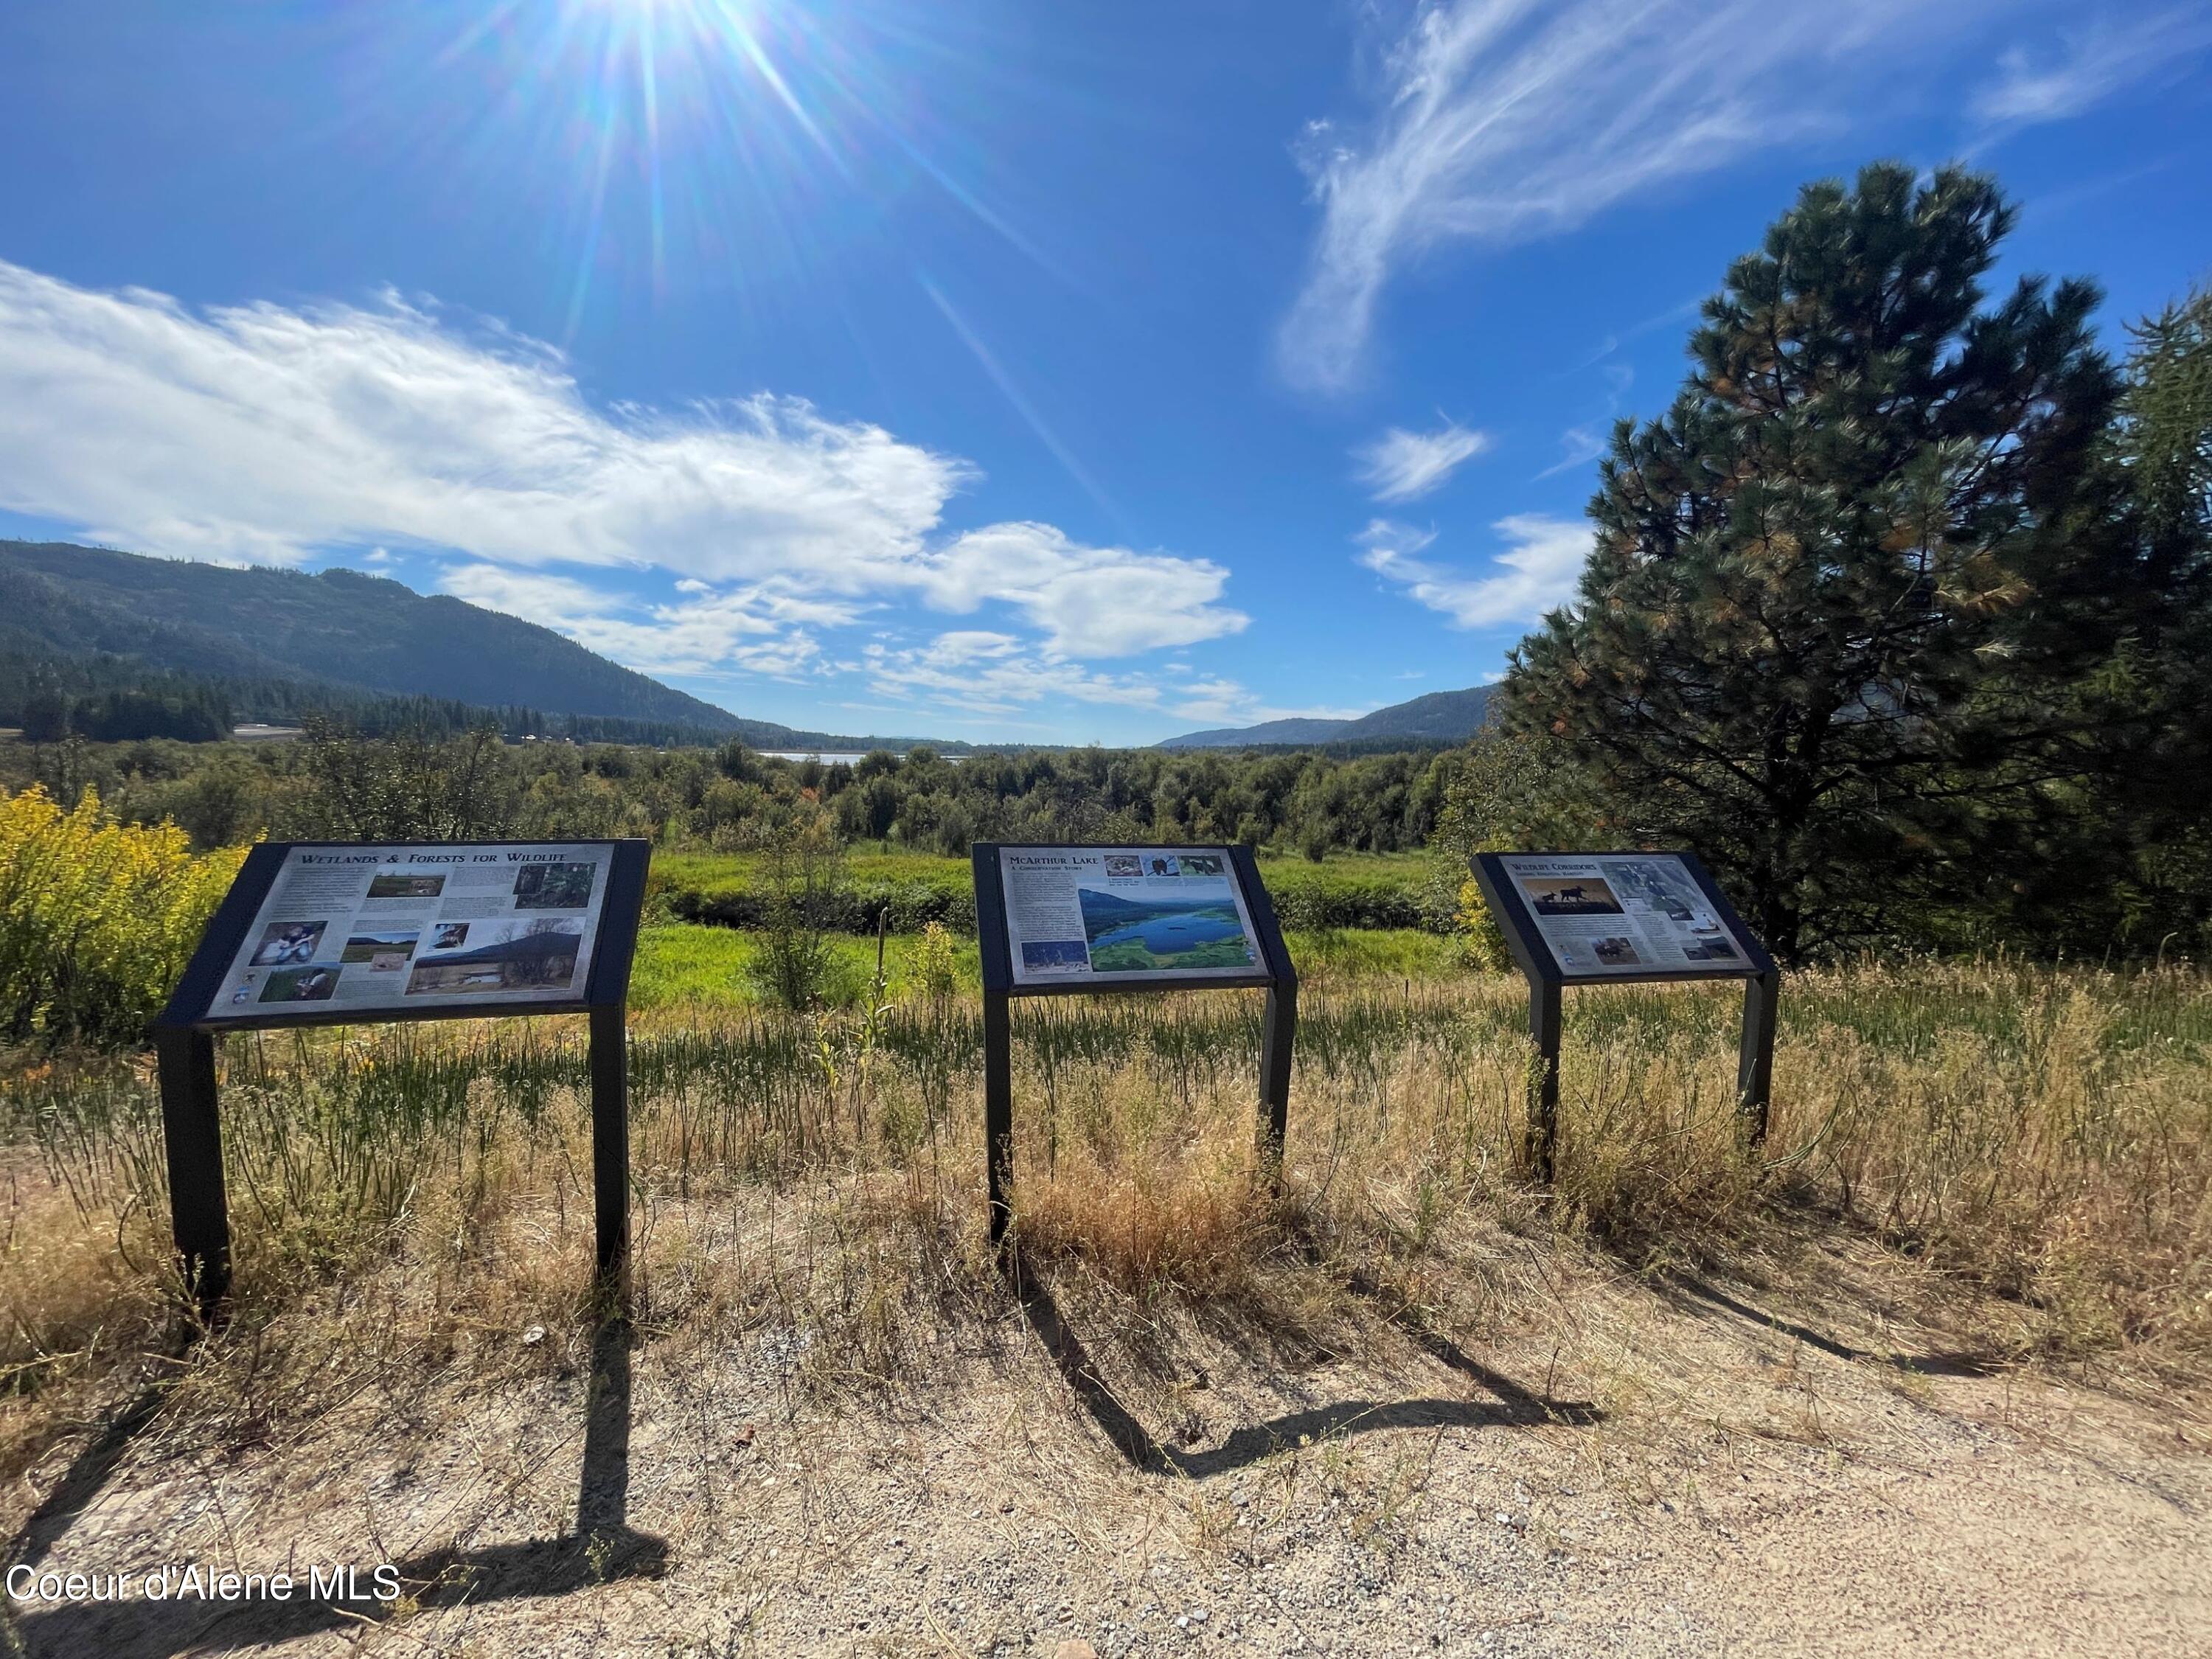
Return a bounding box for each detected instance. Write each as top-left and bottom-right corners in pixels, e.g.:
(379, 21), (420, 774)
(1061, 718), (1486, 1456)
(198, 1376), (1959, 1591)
(1972, 10), (2212, 128)
(439, 564), (844, 680)
(0, 260), (1245, 686)
(1353, 420), (1491, 502)
(1279, 0), (2012, 391)
(920, 522), (1247, 658)
(1535, 424), (1609, 481)
(863, 638), (1183, 718)
(860, 635), (1328, 730)
(1357, 515), (1587, 629)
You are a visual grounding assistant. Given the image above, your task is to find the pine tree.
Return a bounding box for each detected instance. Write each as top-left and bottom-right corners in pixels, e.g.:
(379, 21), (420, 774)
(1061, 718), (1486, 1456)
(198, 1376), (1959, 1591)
(1501, 163), (2130, 961)
(2096, 284), (2212, 945)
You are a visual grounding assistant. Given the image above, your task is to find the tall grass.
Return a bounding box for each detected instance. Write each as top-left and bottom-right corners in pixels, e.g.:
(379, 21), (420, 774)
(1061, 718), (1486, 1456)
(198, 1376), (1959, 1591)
(2, 961), (2207, 1482)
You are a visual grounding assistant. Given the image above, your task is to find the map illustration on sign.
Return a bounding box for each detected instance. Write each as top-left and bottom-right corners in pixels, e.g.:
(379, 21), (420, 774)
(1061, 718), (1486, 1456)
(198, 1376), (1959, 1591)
(1499, 853), (1749, 977)
(998, 846), (1264, 987)
(201, 843), (615, 1020)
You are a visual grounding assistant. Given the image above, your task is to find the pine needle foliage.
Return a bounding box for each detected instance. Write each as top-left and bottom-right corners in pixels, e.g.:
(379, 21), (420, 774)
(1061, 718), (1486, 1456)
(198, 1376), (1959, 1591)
(1503, 163), (2144, 962)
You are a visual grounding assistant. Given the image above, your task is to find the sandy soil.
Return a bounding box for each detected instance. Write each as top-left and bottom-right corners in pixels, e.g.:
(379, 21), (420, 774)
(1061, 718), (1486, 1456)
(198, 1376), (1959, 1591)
(4, 1245), (2207, 1658)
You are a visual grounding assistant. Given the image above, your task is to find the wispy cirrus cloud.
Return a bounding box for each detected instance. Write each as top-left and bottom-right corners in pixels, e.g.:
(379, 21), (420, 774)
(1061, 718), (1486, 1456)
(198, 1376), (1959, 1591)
(0, 260), (1245, 712)
(1535, 424), (1610, 482)
(1279, 0), (2023, 392)
(1353, 420), (1491, 502)
(1357, 515), (1587, 629)
(1972, 9), (2212, 128)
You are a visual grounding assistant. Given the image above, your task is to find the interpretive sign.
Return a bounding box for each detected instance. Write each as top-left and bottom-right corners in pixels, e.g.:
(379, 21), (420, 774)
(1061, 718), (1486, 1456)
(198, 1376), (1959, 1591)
(1495, 852), (1758, 977)
(997, 846), (1268, 988)
(1470, 849), (1778, 1180)
(153, 840), (651, 1310)
(201, 842), (616, 1020)
(973, 844), (1295, 1242)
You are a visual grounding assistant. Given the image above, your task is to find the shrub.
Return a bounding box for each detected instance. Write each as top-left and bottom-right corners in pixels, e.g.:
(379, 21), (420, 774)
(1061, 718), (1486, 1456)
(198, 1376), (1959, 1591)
(745, 818), (848, 1012)
(1453, 877), (1510, 971)
(0, 785), (245, 1047)
(1257, 858), (1444, 932)
(651, 852), (975, 934)
(912, 921), (960, 1000)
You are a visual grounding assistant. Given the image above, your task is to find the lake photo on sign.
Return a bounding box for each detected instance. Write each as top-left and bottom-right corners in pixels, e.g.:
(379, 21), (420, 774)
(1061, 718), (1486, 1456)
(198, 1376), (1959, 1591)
(1077, 886), (1256, 972)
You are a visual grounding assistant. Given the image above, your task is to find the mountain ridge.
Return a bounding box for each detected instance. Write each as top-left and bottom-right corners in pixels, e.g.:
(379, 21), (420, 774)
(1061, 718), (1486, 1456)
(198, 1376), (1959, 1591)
(1158, 685), (1495, 750)
(0, 540), (740, 728)
(0, 541), (967, 751)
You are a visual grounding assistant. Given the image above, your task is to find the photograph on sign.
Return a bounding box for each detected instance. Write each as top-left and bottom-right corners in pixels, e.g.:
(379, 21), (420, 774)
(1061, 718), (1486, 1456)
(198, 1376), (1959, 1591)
(1499, 853), (1749, 976)
(998, 846), (1264, 987)
(201, 843), (615, 1020)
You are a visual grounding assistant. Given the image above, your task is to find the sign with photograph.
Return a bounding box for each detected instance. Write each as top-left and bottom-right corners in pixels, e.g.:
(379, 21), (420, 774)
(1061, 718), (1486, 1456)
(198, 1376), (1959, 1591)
(1495, 852), (1756, 977)
(970, 841), (1295, 1241)
(200, 842), (616, 1020)
(995, 846), (1267, 988)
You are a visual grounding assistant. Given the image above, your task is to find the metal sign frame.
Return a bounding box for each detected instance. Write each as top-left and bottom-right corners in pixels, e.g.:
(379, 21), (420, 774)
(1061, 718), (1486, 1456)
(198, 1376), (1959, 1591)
(1470, 849), (1778, 1182)
(971, 843), (1297, 1242)
(151, 838), (653, 1311)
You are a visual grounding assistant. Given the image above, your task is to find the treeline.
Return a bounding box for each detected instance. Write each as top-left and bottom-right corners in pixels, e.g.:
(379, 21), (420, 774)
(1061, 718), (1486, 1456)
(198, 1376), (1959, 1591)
(1, 651), (748, 748)
(0, 721), (1469, 860)
(806, 745), (1461, 857)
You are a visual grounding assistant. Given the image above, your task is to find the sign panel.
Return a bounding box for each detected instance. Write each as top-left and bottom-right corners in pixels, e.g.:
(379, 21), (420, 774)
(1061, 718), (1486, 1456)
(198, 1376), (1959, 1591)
(997, 846), (1265, 988)
(200, 842), (615, 1020)
(1497, 852), (1754, 977)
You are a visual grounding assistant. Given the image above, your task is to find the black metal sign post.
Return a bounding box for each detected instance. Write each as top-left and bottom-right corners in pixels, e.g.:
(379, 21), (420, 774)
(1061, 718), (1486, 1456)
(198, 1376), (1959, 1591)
(973, 843), (1297, 1245)
(153, 839), (651, 1313)
(1470, 849), (1778, 1184)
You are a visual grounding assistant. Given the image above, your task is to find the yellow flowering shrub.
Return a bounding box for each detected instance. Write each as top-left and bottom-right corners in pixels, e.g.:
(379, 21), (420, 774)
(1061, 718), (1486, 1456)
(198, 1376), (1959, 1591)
(1453, 875), (1511, 972)
(0, 785), (247, 1048)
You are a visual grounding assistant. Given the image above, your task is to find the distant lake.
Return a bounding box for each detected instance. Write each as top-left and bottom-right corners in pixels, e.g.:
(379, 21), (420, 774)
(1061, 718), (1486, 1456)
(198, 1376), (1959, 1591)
(1093, 909), (1242, 955)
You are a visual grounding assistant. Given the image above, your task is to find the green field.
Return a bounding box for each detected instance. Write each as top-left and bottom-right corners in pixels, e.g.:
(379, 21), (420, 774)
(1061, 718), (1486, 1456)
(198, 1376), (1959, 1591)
(650, 847), (1451, 935)
(630, 922), (1463, 1009)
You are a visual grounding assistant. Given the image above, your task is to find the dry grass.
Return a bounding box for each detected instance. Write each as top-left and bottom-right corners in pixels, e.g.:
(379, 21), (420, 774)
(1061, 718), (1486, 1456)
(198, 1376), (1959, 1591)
(1, 959), (2208, 1522)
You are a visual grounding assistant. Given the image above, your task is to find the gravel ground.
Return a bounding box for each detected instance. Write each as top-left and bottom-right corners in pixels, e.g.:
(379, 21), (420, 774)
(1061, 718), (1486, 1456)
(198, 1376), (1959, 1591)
(4, 1253), (2206, 1658)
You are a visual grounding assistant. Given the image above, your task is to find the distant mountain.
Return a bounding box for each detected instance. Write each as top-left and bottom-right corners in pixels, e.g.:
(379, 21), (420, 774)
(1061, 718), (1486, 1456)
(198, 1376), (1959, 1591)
(0, 541), (967, 751)
(1, 540), (737, 728)
(1158, 685), (1495, 751)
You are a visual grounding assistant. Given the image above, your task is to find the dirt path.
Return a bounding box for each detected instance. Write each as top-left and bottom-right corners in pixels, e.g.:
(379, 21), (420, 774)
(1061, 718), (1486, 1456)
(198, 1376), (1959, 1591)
(4, 1253), (2206, 1658)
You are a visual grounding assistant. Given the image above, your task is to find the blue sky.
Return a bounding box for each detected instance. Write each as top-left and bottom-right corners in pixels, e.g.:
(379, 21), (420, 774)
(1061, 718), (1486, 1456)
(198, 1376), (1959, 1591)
(0, 1), (2208, 744)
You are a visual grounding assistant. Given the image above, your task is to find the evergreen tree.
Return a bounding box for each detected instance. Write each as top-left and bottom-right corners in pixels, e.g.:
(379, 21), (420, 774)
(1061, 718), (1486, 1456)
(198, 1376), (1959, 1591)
(2096, 284), (2212, 946)
(1502, 163), (2130, 961)
(19, 687), (69, 745)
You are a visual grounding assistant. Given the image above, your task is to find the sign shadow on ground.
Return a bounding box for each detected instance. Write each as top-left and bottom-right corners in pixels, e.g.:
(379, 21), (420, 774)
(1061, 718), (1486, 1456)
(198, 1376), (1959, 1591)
(1005, 1250), (1600, 1478)
(1, 1316), (664, 1659)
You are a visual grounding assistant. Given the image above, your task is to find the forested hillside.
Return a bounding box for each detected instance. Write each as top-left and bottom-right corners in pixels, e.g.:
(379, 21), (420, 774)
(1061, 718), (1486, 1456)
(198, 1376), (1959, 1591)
(0, 541), (977, 751)
(0, 540), (737, 729)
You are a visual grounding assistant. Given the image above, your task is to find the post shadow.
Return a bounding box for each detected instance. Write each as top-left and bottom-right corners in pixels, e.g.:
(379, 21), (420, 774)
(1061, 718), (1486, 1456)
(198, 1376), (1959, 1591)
(1004, 1248), (1598, 1481)
(4, 1388), (170, 1581)
(1657, 1270), (2003, 1379)
(577, 1314), (645, 1540)
(2, 1313), (667, 1659)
